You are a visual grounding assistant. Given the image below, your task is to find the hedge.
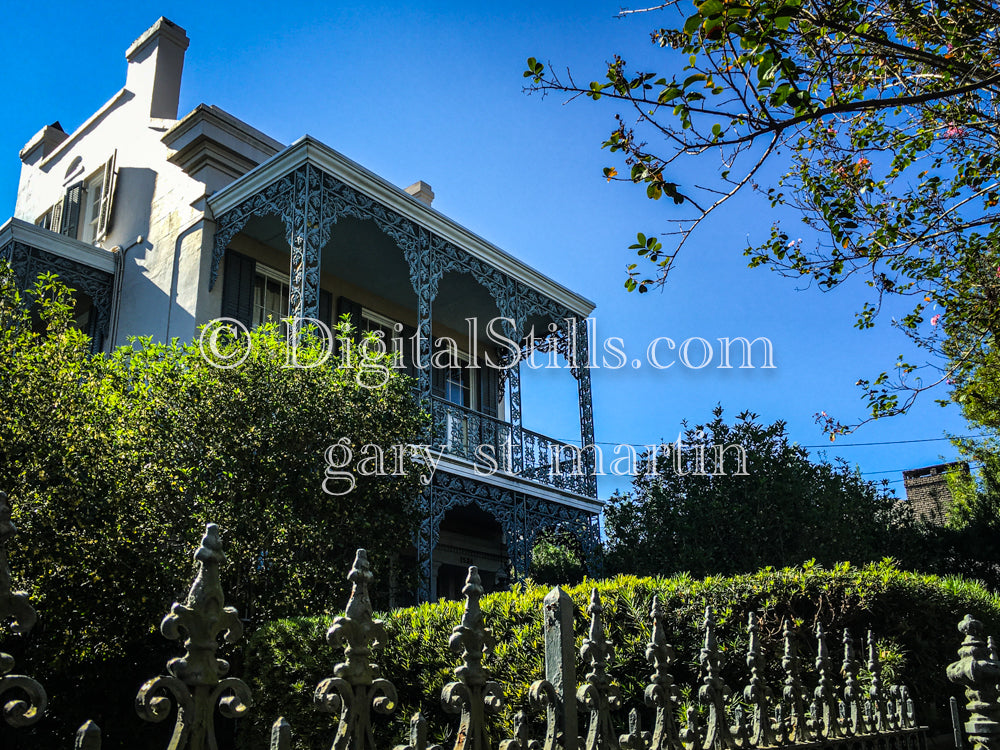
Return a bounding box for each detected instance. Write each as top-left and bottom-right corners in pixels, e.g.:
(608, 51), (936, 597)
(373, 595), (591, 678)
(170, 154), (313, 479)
(239, 561), (999, 749)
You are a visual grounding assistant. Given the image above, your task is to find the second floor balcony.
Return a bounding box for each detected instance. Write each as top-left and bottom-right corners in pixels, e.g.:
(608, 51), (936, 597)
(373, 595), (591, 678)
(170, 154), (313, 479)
(205, 137), (598, 501)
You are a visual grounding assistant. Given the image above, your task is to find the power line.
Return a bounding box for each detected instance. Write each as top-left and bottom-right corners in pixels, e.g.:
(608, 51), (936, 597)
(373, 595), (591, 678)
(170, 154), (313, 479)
(568, 434), (984, 449)
(802, 435), (984, 448)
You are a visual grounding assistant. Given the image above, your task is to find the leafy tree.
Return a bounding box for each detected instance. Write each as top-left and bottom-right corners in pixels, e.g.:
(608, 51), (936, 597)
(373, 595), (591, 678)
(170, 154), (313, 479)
(0, 264), (426, 746)
(603, 408), (908, 576)
(525, 0), (1000, 430)
(528, 528), (586, 585)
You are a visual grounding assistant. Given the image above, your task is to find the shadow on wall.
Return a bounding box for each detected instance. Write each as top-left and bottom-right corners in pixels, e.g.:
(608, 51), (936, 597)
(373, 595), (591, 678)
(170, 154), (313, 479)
(112, 166), (196, 346)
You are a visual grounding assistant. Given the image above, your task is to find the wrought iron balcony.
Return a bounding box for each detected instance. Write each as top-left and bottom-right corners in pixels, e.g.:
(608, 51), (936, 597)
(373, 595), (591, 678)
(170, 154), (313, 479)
(431, 397), (594, 498)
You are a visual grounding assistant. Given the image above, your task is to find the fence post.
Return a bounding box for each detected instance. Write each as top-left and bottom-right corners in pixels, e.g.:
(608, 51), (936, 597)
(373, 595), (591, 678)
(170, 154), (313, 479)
(75, 720), (101, 749)
(947, 615), (1000, 750)
(0, 491), (47, 729)
(544, 586), (578, 750)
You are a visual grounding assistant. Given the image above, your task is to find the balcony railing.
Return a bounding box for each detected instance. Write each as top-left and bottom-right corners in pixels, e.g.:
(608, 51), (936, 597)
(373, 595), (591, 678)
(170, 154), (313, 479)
(431, 397), (594, 497)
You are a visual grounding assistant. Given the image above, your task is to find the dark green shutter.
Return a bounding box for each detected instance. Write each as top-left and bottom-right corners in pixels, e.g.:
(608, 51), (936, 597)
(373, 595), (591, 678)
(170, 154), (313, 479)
(400, 324), (418, 378)
(431, 338), (446, 398)
(60, 182), (84, 238)
(221, 250), (255, 328)
(336, 296), (363, 342)
(478, 357), (499, 417)
(319, 290), (332, 327)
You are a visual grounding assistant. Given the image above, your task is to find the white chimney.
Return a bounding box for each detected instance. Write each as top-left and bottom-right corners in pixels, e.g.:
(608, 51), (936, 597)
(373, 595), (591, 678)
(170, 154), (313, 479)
(405, 180), (435, 207)
(125, 18), (190, 120)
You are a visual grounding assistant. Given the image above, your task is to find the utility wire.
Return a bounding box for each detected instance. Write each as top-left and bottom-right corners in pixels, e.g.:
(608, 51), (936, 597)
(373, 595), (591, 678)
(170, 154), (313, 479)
(566, 434), (985, 449)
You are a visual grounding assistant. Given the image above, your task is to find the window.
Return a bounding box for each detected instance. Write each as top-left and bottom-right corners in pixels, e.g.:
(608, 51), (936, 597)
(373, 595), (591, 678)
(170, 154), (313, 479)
(251, 264), (290, 328)
(79, 170), (104, 244)
(37, 153), (116, 241)
(35, 208), (54, 231)
(360, 308), (415, 375)
(443, 351), (474, 410)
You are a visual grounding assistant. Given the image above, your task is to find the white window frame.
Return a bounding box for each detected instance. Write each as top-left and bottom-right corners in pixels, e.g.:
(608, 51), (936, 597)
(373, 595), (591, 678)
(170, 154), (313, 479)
(80, 170), (105, 244)
(252, 263), (290, 328)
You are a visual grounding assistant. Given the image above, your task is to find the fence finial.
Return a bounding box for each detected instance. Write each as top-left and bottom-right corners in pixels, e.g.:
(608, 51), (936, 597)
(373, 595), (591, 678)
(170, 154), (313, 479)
(577, 588), (622, 750)
(948, 615), (1000, 750)
(645, 596), (680, 750)
(135, 523), (252, 749)
(842, 630), (865, 736)
(441, 566), (504, 750)
(867, 630), (888, 732)
(316, 548), (398, 750)
(782, 618), (812, 743)
(814, 622), (843, 739)
(744, 611), (774, 747)
(698, 607), (734, 750)
(0, 491), (47, 728)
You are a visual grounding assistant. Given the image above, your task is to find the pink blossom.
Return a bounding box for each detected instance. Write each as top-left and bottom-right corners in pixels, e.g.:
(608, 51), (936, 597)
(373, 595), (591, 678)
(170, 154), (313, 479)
(943, 123), (967, 138)
(931, 314), (941, 326)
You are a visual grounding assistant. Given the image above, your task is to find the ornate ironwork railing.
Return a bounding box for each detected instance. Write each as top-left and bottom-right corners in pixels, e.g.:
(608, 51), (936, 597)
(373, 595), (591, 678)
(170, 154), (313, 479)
(3, 509), (939, 750)
(432, 398), (594, 497)
(432, 398), (513, 466)
(521, 428), (592, 496)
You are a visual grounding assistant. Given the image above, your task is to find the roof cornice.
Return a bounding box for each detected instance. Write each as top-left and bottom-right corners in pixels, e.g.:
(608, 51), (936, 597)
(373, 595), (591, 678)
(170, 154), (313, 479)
(207, 136), (596, 316)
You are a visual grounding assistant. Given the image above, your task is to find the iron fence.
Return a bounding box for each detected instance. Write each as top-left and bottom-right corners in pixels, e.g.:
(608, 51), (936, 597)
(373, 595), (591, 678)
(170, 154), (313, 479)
(3, 494), (991, 750)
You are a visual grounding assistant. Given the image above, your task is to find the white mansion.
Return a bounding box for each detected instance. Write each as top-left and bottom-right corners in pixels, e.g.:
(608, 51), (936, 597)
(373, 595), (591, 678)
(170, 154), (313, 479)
(2, 18), (600, 600)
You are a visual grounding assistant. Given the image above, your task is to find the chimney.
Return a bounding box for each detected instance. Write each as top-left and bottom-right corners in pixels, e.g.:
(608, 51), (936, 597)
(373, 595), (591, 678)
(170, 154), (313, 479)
(405, 180), (435, 207)
(20, 122), (67, 165)
(125, 18), (190, 120)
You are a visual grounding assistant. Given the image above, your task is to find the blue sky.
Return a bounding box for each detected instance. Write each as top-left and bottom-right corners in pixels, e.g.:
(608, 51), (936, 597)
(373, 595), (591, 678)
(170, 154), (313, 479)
(1, 1), (970, 498)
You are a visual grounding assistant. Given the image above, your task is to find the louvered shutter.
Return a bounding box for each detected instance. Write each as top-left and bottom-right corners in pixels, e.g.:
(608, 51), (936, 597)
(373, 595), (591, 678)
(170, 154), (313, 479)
(478, 357), (499, 417)
(60, 182), (84, 238)
(96, 151), (117, 240)
(49, 197), (64, 235)
(400, 324), (418, 378)
(220, 250), (256, 328)
(336, 296), (363, 342)
(319, 290), (333, 328)
(431, 339), (446, 398)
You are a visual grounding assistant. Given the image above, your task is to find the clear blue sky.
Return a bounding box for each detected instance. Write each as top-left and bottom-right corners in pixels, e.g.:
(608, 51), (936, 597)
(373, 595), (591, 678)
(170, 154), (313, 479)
(1, 1), (970, 498)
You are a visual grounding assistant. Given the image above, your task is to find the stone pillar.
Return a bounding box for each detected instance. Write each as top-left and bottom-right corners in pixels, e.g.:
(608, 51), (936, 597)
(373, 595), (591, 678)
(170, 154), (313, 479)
(544, 586), (578, 750)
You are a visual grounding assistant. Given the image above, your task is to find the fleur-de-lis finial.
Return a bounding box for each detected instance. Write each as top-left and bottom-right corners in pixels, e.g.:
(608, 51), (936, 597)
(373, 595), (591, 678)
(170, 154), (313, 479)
(0, 492), (47, 728)
(135, 524), (252, 748)
(842, 630), (865, 736)
(441, 566), (504, 750)
(814, 623), (843, 739)
(744, 611), (774, 747)
(948, 615), (1000, 750)
(698, 607), (734, 750)
(645, 596), (681, 750)
(867, 630), (888, 732)
(315, 549), (398, 750)
(782, 618), (811, 743)
(577, 589), (622, 750)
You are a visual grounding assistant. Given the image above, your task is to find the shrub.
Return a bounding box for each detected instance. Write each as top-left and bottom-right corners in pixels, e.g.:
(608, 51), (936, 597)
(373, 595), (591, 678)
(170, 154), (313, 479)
(243, 561), (1000, 750)
(0, 265), (426, 747)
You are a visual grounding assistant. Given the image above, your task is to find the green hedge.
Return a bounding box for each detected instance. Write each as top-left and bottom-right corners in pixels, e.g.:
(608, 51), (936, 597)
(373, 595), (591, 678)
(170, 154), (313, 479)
(242, 561), (1000, 750)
